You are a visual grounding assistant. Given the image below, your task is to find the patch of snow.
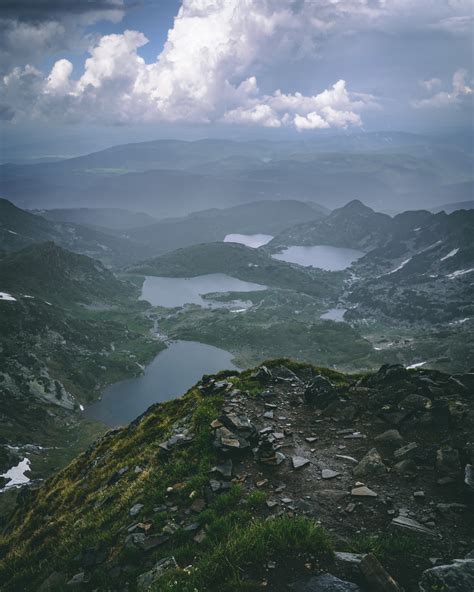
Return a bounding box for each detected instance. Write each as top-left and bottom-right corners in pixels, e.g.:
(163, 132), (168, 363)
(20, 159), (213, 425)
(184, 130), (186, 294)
(413, 227), (421, 232)
(44, 301), (52, 306)
(79, 404), (85, 411)
(7, 229), (18, 235)
(230, 308), (247, 313)
(0, 291), (17, 302)
(440, 248), (459, 262)
(0, 457), (31, 491)
(406, 361), (427, 370)
(449, 317), (471, 325)
(386, 258), (412, 275)
(22, 294), (34, 299)
(224, 234), (273, 248)
(447, 268), (474, 279)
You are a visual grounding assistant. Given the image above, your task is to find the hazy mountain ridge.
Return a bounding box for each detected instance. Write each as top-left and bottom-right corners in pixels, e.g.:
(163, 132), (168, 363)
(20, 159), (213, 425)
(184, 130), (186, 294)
(1, 134), (472, 215)
(122, 200), (327, 256)
(36, 208), (159, 230)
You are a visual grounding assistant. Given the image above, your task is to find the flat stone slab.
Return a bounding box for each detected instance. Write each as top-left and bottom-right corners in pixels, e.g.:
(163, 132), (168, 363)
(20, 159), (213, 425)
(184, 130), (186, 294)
(322, 469), (340, 479)
(292, 456), (311, 469)
(351, 486), (377, 497)
(391, 515), (435, 535)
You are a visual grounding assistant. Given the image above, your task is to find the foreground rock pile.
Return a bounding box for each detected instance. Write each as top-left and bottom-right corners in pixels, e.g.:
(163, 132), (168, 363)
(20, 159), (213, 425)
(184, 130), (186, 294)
(189, 363), (473, 590)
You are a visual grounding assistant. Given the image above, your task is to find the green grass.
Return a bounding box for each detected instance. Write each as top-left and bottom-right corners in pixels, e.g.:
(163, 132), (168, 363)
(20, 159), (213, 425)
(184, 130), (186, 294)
(157, 515), (333, 591)
(347, 532), (418, 561)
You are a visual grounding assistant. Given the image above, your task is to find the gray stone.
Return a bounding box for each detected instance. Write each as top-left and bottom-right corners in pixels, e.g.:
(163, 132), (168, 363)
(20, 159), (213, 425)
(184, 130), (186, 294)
(129, 503), (144, 517)
(292, 456), (311, 469)
(393, 442), (417, 459)
(304, 375), (336, 408)
(67, 572), (88, 586)
(137, 556), (178, 591)
(353, 448), (386, 478)
(322, 469), (340, 479)
(211, 459), (233, 479)
(374, 429), (403, 446)
(289, 573), (361, 591)
(391, 516), (434, 535)
(351, 486), (377, 497)
(419, 558), (474, 592)
(394, 459), (416, 474)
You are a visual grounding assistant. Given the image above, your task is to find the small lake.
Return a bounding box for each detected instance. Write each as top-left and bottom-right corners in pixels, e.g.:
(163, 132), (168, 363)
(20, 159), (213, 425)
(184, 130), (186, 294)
(224, 233), (273, 248)
(85, 341), (238, 426)
(320, 308), (347, 322)
(140, 274), (267, 308)
(272, 245), (364, 270)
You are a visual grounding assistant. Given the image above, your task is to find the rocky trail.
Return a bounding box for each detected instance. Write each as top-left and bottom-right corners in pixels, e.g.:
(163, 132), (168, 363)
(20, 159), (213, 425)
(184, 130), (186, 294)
(196, 363), (474, 591)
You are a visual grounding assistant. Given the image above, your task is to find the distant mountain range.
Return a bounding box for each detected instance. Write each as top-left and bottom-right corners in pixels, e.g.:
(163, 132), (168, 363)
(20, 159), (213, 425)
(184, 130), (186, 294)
(1, 132), (472, 215)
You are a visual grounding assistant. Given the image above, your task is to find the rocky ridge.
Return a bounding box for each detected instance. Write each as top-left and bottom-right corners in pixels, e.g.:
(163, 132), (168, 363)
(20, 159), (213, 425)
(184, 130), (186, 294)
(0, 360), (472, 591)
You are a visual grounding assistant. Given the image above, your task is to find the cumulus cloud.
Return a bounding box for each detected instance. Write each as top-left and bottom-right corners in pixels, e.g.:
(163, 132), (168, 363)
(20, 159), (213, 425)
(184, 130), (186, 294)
(1, 0), (379, 129)
(1, 0), (471, 128)
(413, 69), (473, 108)
(0, 0), (125, 72)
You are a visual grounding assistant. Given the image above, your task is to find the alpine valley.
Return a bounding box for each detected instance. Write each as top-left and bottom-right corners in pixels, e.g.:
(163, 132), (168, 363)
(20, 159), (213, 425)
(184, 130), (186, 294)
(0, 137), (473, 592)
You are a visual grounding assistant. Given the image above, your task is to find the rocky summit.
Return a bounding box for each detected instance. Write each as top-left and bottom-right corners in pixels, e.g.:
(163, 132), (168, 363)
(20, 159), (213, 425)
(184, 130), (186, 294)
(0, 360), (472, 592)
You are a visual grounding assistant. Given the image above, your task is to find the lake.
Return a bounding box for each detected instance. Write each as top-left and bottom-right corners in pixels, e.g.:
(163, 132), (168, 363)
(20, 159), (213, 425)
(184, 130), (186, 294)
(140, 273), (267, 307)
(224, 233), (273, 248)
(85, 341), (238, 426)
(272, 245), (364, 270)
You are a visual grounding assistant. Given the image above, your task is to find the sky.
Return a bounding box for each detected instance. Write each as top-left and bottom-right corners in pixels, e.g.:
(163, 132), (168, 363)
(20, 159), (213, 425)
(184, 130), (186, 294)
(0, 0), (472, 158)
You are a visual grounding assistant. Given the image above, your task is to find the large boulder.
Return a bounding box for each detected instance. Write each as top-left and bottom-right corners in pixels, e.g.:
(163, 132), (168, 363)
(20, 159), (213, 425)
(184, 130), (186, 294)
(419, 555), (474, 592)
(304, 375), (336, 408)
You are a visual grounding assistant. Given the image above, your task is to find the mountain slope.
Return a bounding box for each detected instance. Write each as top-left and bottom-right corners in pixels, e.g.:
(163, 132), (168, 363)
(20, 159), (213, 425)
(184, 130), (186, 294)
(0, 242), (133, 307)
(0, 245), (163, 505)
(0, 361), (472, 591)
(0, 199), (153, 266)
(267, 200), (392, 252)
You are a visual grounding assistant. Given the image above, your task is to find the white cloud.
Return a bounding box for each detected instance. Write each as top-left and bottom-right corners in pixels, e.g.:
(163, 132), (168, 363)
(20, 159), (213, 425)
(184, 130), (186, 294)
(413, 69), (473, 108)
(1, 0), (470, 128)
(46, 59), (73, 93)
